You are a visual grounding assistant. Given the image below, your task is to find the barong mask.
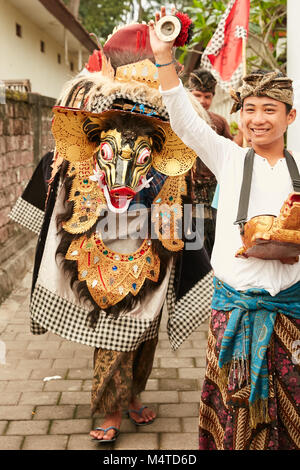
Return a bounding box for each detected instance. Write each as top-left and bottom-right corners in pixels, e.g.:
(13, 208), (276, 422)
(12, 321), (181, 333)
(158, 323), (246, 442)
(96, 130), (152, 211)
(52, 58), (199, 215)
(82, 116), (165, 212)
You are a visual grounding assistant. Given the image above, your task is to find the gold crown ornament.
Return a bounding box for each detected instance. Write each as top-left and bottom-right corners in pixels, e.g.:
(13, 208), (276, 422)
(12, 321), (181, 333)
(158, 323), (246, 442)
(115, 59), (160, 90)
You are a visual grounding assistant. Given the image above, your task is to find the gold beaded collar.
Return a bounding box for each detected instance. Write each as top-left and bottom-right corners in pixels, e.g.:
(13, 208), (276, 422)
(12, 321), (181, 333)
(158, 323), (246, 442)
(66, 235), (159, 309)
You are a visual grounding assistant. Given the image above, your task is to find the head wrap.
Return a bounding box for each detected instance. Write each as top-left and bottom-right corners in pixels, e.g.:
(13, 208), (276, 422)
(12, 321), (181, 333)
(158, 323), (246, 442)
(230, 71), (294, 113)
(189, 70), (217, 94)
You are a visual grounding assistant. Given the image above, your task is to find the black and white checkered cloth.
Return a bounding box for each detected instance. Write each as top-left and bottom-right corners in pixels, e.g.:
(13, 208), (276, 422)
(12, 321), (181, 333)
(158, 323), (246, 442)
(31, 265), (213, 351)
(201, 0), (245, 93)
(89, 91), (169, 120)
(30, 283), (161, 351)
(202, 0), (236, 57)
(9, 196), (44, 235)
(166, 264), (176, 320)
(235, 25), (248, 39)
(166, 269), (214, 350)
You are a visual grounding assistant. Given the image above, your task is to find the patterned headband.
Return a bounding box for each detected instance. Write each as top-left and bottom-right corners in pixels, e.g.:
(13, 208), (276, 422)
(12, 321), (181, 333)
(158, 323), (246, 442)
(230, 72), (294, 113)
(189, 72), (217, 94)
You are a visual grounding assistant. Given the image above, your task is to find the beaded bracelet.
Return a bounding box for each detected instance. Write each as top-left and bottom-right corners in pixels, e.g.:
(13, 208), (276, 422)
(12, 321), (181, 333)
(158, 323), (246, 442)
(155, 59), (176, 68)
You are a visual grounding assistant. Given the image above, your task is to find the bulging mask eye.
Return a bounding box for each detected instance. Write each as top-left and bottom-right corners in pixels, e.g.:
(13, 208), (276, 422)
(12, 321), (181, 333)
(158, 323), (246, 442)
(100, 142), (114, 161)
(137, 147), (151, 165)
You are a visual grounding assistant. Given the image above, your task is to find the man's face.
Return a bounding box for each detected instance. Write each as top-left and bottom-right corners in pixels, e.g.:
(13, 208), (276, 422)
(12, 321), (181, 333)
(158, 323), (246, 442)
(191, 90), (214, 110)
(240, 96), (296, 147)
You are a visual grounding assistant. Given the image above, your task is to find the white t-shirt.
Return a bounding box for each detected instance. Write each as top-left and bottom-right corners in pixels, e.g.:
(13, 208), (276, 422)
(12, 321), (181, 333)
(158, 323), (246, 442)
(161, 81), (300, 296)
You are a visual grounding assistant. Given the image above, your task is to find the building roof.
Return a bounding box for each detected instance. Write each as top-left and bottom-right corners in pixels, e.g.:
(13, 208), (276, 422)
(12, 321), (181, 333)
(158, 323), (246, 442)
(9, 0), (97, 53)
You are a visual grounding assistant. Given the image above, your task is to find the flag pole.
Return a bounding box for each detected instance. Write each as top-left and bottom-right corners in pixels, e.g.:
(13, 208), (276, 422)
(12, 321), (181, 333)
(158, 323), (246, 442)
(242, 36), (247, 146)
(242, 37), (247, 76)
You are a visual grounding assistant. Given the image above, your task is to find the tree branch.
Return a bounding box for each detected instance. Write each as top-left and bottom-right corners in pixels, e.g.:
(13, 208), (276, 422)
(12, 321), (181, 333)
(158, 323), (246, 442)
(263, 10), (286, 44)
(248, 33), (284, 72)
(186, 48), (203, 55)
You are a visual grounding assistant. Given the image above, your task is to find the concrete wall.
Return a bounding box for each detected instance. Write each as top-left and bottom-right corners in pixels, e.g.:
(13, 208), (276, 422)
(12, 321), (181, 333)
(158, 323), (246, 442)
(0, 89), (55, 302)
(0, 0), (79, 98)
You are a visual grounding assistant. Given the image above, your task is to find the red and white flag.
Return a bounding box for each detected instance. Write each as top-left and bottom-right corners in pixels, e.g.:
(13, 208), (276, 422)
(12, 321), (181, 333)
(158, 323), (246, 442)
(201, 0), (250, 92)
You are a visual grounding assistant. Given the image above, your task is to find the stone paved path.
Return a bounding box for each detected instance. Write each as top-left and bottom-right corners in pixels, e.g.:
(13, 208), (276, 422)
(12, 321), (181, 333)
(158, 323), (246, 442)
(0, 269), (209, 450)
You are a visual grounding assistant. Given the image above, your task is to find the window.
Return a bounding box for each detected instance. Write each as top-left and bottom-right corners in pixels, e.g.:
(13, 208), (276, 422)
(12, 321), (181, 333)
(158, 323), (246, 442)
(70, 61), (74, 71)
(57, 53), (61, 64)
(16, 23), (22, 37)
(40, 40), (45, 53)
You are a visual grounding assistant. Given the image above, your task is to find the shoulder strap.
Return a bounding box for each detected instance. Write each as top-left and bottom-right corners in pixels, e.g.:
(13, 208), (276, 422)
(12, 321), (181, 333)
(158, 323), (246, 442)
(284, 150), (300, 192)
(234, 148), (300, 235)
(234, 148), (255, 235)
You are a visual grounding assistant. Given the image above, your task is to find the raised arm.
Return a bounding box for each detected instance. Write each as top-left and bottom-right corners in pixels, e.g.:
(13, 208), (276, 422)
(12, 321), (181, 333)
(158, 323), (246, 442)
(148, 8), (180, 91)
(149, 7), (238, 178)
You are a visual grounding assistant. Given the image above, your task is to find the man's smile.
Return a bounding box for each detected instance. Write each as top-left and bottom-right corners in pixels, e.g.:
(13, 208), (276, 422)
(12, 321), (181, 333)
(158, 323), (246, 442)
(250, 127), (271, 136)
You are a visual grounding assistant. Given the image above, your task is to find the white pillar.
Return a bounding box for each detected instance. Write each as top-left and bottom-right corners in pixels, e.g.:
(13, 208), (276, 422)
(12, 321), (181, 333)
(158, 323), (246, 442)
(287, 0), (300, 150)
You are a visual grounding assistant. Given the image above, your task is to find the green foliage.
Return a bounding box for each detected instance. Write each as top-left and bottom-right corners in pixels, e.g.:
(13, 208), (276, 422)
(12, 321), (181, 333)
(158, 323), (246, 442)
(63, 0), (196, 43)
(139, 1), (193, 23)
(230, 120), (239, 136)
(62, 0), (287, 72)
(63, 0), (132, 41)
(80, 0), (134, 41)
(183, 0), (287, 72)
(186, 0), (226, 46)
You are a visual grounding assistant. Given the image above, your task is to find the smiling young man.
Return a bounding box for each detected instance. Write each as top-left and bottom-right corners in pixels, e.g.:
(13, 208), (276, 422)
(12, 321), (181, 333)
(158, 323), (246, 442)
(240, 93), (293, 164)
(149, 7), (300, 450)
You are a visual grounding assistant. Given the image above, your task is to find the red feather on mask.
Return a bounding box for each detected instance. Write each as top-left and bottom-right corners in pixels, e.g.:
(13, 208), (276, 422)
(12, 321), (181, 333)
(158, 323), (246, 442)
(85, 50), (102, 72)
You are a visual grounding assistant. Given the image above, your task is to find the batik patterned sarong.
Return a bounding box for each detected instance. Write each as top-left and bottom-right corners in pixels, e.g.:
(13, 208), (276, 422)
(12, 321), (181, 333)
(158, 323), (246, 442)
(91, 337), (158, 415)
(199, 309), (300, 450)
